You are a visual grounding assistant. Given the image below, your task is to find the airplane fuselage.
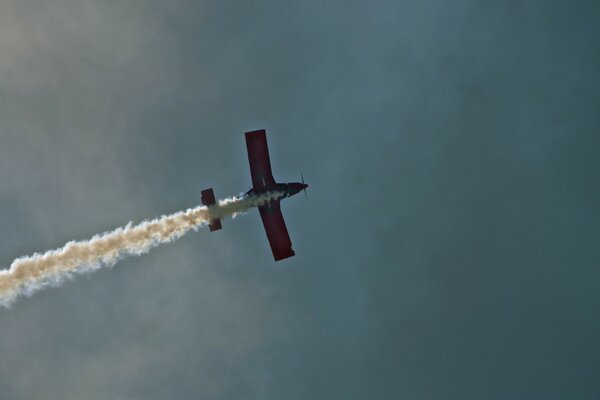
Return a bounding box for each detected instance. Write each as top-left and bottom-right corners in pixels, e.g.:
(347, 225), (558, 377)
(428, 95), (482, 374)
(244, 182), (308, 200)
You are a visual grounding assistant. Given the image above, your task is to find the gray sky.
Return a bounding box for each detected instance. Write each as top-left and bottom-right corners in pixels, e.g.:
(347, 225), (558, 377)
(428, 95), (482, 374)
(1, 1), (599, 399)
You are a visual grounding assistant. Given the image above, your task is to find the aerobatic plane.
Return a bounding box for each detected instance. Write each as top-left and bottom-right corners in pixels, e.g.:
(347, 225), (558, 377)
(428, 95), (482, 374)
(201, 129), (308, 261)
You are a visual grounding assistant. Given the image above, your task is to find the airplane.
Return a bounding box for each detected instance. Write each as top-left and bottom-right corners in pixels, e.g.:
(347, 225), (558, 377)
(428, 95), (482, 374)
(200, 129), (308, 261)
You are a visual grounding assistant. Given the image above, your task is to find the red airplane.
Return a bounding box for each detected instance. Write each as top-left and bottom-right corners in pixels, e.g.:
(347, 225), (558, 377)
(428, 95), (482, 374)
(201, 129), (308, 261)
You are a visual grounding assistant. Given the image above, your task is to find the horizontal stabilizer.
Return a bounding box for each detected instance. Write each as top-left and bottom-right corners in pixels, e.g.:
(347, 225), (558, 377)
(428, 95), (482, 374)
(201, 188), (222, 232)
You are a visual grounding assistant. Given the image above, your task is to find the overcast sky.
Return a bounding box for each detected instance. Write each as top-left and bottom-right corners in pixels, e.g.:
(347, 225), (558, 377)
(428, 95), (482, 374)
(0, 1), (599, 399)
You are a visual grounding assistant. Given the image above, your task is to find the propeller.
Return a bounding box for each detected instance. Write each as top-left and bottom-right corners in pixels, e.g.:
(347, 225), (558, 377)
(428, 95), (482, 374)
(301, 172), (308, 199)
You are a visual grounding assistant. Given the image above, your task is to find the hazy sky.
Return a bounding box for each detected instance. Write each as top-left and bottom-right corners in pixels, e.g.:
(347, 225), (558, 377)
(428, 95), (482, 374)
(0, 1), (599, 399)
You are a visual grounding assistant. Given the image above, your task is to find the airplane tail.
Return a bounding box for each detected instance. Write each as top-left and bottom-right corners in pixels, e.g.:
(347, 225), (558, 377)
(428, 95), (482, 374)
(201, 188), (222, 232)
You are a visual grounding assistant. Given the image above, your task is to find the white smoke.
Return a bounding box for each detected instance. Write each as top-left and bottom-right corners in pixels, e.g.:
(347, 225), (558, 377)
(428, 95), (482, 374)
(0, 192), (282, 308)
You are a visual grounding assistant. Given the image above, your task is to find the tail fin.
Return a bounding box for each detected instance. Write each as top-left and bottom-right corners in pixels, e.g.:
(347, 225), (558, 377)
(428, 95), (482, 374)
(201, 188), (222, 232)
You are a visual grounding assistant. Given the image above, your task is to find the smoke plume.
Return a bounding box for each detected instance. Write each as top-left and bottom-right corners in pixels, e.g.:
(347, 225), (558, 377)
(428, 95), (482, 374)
(0, 192), (282, 307)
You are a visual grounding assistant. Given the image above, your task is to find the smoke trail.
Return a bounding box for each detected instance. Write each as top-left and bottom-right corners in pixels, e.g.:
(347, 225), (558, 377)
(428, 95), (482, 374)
(0, 192), (282, 307)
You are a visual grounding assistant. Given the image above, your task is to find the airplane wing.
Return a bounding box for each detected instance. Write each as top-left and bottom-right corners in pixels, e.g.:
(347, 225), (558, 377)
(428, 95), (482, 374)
(258, 199), (295, 261)
(245, 129), (276, 190)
